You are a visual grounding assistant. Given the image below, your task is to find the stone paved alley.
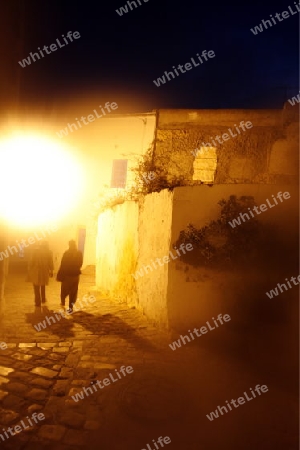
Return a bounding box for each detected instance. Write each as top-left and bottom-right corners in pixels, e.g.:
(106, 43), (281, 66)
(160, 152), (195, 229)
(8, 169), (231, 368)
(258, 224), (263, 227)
(0, 268), (298, 450)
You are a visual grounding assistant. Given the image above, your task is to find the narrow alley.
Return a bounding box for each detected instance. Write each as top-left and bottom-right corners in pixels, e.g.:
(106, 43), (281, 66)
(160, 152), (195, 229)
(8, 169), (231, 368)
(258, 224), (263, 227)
(0, 268), (297, 450)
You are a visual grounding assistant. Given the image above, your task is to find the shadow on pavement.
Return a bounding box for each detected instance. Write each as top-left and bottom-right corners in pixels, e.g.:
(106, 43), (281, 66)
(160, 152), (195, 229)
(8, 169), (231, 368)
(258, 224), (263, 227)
(25, 308), (157, 352)
(25, 306), (76, 339)
(71, 311), (157, 352)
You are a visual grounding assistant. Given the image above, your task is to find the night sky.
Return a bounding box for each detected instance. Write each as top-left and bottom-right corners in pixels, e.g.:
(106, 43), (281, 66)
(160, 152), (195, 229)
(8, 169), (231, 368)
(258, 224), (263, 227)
(17, 0), (299, 111)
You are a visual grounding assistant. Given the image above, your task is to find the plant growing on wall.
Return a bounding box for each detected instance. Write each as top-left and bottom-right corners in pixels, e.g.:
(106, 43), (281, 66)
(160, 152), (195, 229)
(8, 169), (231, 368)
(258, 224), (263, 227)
(130, 145), (186, 195)
(173, 195), (265, 268)
(92, 144), (187, 218)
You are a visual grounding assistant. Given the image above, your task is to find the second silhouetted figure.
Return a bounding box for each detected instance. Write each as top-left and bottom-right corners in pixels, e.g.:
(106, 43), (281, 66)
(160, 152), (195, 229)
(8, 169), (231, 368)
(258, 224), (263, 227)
(57, 240), (83, 312)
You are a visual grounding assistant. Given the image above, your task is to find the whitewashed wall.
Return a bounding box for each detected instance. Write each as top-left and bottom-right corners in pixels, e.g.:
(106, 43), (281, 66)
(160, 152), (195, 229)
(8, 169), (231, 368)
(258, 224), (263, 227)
(135, 190), (173, 327)
(95, 189), (173, 327)
(96, 201), (139, 305)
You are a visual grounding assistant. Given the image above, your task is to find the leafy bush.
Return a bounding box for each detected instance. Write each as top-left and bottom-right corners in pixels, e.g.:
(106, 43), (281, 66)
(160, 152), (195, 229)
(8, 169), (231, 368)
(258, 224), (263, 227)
(174, 195), (265, 267)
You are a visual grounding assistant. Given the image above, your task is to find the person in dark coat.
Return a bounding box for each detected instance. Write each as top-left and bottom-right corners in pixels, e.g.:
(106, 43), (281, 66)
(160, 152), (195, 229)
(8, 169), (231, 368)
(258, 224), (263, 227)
(57, 240), (83, 312)
(28, 241), (54, 306)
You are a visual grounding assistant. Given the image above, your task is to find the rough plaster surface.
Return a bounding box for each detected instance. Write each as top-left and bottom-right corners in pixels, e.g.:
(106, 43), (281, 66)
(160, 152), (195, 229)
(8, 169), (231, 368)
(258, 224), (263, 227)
(95, 190), (173, 327)
(155, 109), (298, 185)
(136, 190), (173, 327)
(95, 183), (298, 331)
(269, 138), (299, 176)
(0, 237), (9, 301)
(94, 108), (299, 331)
(96, 201), (139, 305)
(81, 114), (156, 267)
(157, 109), (283, 128)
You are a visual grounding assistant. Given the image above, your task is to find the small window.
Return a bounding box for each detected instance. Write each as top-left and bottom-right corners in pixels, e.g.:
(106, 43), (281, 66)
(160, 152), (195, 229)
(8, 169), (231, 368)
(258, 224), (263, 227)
(192, 147), (217, 183)
(110, 159), (128, 188)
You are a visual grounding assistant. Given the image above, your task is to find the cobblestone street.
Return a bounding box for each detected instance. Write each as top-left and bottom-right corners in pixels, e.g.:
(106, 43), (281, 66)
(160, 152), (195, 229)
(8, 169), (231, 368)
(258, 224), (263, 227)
(0, 268), (298, 450)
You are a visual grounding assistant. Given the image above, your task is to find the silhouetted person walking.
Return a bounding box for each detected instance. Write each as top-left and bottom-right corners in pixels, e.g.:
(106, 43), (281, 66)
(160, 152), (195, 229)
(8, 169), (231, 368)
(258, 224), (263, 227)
(28, 241), (54, 306)
(57, 240), (83, 312)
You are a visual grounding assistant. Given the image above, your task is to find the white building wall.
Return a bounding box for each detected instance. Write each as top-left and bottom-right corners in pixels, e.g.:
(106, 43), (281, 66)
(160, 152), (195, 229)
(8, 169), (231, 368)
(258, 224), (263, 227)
(95, 189), (173, 328)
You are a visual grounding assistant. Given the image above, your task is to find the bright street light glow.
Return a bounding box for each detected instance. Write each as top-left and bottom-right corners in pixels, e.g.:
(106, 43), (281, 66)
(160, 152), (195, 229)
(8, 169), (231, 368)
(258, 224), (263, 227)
(0, 135), (83, 227)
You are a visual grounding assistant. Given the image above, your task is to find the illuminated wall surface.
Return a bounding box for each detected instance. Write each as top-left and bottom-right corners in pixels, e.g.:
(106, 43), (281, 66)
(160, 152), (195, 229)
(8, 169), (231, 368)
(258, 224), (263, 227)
(0, 105), (298, 278)
(95, 106), (299, 329)
(96, 184), (298, 330)
(155, 107), (299, 185)
(0, 108), (156, 268)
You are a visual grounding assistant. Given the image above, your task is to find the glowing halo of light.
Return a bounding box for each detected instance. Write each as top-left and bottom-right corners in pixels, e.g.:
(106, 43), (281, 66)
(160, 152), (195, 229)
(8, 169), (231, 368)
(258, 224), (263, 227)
(0, 135), (83, 228)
